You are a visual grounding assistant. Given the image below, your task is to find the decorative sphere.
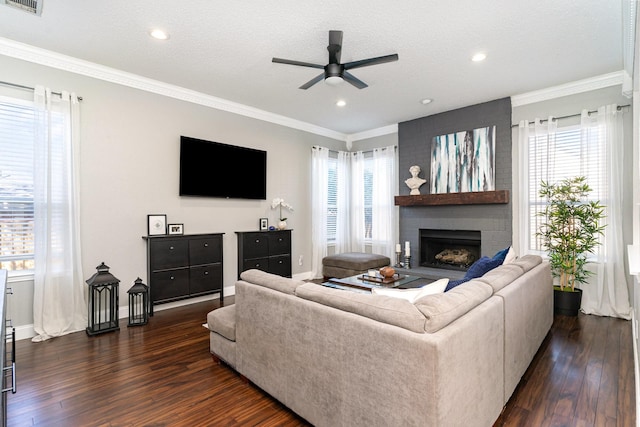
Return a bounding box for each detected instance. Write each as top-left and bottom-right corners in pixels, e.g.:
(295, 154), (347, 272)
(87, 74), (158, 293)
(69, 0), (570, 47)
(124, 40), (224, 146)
(379, 266), (396, 278)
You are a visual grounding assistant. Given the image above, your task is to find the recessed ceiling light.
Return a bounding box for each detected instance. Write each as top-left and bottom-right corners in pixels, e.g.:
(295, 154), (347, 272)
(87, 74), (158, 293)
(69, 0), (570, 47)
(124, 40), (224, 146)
(149, 29), (170, 40)
(336, 100), (346, 107)
(421, 98), (433, 105)
(472, 52), (487, 62)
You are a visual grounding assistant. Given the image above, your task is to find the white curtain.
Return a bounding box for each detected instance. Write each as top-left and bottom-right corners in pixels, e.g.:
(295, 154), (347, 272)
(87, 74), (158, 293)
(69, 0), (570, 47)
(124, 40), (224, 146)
(334, 150), (351, 253)
(32, 86), (86, 341)
(518, 105), (631, 319)
(370, 146), (398, 259)
(311, 146), (329, 279)
(579, 105), (631, 318)
(517, 117), (556, 257)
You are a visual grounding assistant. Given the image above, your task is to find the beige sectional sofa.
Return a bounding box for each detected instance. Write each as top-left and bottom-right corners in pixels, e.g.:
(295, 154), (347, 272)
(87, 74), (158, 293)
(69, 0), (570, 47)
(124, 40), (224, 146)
(207, 255), (553, 427)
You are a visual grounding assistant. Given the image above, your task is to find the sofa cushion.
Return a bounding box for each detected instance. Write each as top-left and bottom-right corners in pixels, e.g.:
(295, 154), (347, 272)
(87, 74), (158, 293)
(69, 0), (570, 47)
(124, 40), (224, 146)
(475, 264), (525, 293)
(295, 283), (427, 333)
(371, 278), (448, 302)
(239, 269), (305, 295)
(207, 305), (236, 341)
(414, 280), (494, 333)
(511, 254), (542, 273)
(445, 256), (503, 291)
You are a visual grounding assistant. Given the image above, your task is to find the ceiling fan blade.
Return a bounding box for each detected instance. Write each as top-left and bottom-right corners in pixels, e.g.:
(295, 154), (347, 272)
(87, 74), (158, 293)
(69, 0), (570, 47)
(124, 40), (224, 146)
(328, 30), (343, 64)
(299, 73), (325, 89)
(272, 57), (324, 69)
(343, 53), (399, 70)
(342, 71), (368, 89)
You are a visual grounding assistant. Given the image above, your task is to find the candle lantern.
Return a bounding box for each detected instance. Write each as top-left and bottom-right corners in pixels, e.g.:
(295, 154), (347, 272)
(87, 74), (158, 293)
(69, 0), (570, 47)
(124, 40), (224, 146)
(85, 262), (120, 336)
(127, 277), (149, 327)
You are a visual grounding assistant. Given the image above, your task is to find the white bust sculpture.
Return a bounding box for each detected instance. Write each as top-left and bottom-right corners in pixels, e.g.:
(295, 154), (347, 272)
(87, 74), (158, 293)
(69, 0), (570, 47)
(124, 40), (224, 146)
(405, 165), (427, 195)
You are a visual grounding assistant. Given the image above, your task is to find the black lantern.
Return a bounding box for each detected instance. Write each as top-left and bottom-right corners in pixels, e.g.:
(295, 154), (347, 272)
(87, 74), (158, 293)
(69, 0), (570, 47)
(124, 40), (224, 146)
(127, 277), (149, 327)
(85, 262), (120, 336)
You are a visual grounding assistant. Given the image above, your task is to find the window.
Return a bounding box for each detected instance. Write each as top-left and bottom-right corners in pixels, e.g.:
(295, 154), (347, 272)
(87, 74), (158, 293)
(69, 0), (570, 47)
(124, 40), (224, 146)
(360, 152), (374, 240)
(526, 123), (605, 254)
(0, 96), (35, 271)
(325, 151), (374, 242)
(326, 153), (338, 242)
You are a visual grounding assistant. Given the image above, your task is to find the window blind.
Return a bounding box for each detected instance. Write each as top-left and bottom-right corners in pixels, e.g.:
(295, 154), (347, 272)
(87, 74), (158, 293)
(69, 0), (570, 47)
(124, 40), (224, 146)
(528, 124), (605, 252)
(327, 153), (338, 241)
(0, 97), (35, 271)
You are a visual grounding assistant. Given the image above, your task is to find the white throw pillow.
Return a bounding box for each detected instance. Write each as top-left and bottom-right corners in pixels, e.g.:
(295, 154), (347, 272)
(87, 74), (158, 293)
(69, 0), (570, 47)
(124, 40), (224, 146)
(371, 278), (449, 303)
(504, 246), (517, 264)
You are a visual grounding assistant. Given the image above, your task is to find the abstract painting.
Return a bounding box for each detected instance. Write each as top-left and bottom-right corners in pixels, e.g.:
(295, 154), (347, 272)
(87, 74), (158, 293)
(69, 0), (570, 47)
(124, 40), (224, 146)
(430, 125), (496, 193)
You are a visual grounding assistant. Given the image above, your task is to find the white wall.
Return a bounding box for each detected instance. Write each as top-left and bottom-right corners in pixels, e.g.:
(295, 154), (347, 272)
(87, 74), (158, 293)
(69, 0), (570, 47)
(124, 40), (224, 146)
(0, 54), (350, 335)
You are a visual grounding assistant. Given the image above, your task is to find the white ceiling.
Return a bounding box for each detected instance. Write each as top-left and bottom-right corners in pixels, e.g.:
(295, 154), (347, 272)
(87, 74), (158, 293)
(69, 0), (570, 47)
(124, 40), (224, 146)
(0, 0), (626, 136)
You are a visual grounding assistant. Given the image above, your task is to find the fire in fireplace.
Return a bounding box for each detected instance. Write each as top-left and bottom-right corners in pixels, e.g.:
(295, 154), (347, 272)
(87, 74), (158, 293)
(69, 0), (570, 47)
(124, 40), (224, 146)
(420, 229), (481, 271)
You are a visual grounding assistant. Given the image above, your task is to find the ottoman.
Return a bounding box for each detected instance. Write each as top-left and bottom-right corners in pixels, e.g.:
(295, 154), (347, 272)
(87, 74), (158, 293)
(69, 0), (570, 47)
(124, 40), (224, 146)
(322, 252), (391, 279)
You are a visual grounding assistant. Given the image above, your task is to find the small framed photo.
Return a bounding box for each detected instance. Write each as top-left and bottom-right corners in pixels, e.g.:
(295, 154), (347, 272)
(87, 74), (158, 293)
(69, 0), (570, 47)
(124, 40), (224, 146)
(148, 214), (167, 236)
(168, 223), (184, 235)
(259, 218), (268, 231)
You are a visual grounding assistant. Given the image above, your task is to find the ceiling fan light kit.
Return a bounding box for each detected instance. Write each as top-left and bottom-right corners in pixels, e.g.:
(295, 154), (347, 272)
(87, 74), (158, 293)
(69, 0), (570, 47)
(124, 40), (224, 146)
(272, 30), (399, 90)
(325, 76), (343, 86)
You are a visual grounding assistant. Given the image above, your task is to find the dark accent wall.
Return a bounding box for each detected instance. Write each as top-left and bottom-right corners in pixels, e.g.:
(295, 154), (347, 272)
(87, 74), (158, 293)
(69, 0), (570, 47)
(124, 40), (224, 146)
(398, 97), (512, 259)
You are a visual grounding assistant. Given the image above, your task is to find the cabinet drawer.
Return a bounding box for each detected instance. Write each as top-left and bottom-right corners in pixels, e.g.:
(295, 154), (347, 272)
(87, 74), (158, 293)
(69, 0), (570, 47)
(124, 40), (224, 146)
(150, 239), (189, 270)
(150, 269), (189, 302)
(242, 257), (269, 273)
(190, 236), (222, 266)
(268, 232), (291, 255)
(269, 255), (291, 277)
(190, 264), (222, 295)
(241, 233), (269, 259)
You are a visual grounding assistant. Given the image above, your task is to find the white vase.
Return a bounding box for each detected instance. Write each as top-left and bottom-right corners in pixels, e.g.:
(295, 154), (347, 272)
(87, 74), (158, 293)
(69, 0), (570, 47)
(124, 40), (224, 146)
(277, 220), (287, 230)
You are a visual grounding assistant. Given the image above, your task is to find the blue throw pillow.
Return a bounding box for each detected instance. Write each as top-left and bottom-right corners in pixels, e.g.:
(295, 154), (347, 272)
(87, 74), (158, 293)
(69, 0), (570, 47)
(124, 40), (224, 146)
(492, 247), (510, 263)
(445, 278), (468, 291)
(466, 256), (503, 278)
(445, 256), (503, 291)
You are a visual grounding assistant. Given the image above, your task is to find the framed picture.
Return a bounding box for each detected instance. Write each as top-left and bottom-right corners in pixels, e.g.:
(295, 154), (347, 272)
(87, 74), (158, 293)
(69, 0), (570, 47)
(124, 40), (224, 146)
(259, 218), (268, 231)
(147, 214), (167, 236)
(168, 223), (184, 235)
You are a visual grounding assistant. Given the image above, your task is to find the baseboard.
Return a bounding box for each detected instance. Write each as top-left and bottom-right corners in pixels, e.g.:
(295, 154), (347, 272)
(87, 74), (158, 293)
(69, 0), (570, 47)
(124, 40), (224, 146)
(16, 289), (231, 342)
(14, 324), (35, 341)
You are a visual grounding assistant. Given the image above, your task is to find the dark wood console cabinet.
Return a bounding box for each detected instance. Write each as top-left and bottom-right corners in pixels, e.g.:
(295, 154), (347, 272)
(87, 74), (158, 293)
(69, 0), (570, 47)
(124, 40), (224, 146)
(143, 233), (224, 314)
(236, 230), (292, 278)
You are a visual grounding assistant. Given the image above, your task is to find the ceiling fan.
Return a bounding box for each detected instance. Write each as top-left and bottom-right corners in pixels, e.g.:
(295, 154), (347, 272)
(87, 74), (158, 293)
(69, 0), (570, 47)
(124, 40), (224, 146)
(272, 30), (399, 90)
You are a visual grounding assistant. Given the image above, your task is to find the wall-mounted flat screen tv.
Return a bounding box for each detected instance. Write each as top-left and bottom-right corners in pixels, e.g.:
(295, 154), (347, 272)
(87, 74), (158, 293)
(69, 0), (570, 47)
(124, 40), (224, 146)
(179, 136), (267, 200)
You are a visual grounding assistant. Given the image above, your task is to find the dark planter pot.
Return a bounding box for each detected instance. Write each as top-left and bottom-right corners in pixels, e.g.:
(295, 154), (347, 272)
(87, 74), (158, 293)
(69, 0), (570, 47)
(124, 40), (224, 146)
(553, 287), (583, 316)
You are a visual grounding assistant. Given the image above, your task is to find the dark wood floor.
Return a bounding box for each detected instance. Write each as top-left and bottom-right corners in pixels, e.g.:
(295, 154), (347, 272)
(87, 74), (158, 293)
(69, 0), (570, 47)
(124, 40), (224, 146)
(7, 297), (635, 426)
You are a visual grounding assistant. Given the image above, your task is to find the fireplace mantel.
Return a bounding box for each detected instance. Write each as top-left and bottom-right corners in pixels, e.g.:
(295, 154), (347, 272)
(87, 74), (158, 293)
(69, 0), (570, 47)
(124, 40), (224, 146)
(394, 190), (509, 206)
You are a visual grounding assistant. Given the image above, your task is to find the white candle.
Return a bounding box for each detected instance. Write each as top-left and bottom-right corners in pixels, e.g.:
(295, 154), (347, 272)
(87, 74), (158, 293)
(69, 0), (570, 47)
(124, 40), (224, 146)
(395, 243), (401, 253)
(405, 241), (410, 256)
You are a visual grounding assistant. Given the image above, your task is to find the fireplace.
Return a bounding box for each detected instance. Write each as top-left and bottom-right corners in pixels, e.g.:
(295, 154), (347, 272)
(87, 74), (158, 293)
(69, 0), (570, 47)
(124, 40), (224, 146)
(420, 229), (481, 271)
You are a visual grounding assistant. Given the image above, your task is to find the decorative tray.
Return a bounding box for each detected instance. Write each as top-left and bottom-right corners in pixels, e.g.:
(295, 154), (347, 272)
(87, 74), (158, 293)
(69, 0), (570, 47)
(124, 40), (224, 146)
(358, 273), (405, 284)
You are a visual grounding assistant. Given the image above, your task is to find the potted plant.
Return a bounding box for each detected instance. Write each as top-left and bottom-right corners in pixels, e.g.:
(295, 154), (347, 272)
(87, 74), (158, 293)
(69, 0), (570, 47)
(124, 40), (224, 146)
(537, 176), (605, 316)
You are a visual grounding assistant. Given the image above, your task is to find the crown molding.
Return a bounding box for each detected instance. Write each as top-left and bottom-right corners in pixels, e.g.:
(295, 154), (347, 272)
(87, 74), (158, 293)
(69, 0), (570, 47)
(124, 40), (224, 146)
(0, 37), (348, 141)
(511, 71), (625, 107)
(350, 124), (398, 142)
